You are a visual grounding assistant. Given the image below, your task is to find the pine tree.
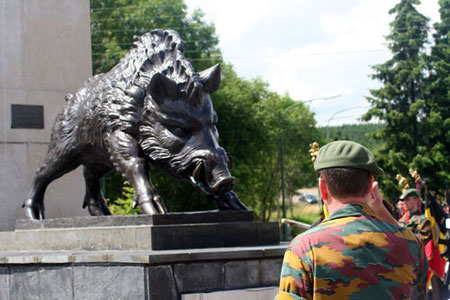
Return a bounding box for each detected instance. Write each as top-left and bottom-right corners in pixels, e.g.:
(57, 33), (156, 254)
(363, 0), (430, 197)
(416, 0), (450, 192)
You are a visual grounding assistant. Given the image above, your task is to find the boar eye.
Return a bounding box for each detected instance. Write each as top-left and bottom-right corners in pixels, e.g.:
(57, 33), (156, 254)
(170, 126), (189, 138)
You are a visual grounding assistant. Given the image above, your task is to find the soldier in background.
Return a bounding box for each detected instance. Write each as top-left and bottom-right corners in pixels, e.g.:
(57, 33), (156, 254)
(399, 189), (431, 246)
(275, 141), (428, 299)
(399, 188), (445, 300)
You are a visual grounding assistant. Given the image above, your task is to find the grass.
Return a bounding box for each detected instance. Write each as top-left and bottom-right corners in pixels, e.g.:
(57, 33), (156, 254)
(270, 201), (321, 224)
(290, 202), (321, 224)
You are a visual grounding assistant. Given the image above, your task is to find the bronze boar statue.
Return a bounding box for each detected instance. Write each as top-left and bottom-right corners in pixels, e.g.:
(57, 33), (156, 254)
(24, 29), (247, 219)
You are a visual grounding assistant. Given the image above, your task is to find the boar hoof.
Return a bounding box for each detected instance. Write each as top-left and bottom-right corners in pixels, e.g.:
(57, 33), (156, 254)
(88, 203), (112, 216)
(23, 199), (45, 220)
(139, 201), (161, 215)
(214, 191), (248, 211)
(137, 195), (167, 214)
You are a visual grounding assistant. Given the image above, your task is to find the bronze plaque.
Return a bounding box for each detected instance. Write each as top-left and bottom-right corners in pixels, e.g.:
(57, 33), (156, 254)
(11, 104), (44, 129)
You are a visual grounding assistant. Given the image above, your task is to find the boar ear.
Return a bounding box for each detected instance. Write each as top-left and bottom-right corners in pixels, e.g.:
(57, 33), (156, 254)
(147, 73), (179, 104)
(198, 64), (221, 94)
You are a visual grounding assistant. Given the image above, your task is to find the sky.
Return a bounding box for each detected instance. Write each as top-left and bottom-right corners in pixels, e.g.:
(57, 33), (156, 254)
(184, 0), (441, 126)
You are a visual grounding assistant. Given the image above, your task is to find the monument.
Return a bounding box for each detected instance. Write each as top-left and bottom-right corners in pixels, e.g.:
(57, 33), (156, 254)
(24, 29), (247, 220)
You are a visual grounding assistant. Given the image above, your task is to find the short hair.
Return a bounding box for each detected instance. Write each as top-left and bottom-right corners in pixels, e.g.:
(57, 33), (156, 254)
(319, 168), (371, 198)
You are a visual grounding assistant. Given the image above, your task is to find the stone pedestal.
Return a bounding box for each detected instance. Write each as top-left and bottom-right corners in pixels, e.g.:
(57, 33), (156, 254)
(5, 211), (279, 251)
(0, 211), (285, 299)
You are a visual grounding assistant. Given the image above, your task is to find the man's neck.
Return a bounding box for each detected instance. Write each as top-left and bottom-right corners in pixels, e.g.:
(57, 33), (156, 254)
(325, 194), (401, 226)
(326, 197), (366, 215)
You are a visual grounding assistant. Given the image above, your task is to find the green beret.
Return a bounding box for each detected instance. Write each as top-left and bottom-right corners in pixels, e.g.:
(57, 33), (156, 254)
(399, 188), (419, 200)
(314, 140), (384, 176)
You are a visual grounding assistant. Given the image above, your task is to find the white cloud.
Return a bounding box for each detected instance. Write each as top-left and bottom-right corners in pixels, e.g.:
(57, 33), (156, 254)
(185, 0), (441, 125)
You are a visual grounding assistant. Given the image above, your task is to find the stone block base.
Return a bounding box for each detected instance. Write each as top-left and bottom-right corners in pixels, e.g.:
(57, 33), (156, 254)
(0, 244), (287, 299)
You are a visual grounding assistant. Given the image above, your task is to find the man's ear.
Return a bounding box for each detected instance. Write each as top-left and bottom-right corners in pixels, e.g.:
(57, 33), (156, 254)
(365, 176), (375, 195)
(319, 177), (329, 201)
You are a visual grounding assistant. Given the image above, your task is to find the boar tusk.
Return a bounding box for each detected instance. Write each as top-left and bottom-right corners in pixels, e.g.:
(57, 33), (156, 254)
(190, 176), (212, 195)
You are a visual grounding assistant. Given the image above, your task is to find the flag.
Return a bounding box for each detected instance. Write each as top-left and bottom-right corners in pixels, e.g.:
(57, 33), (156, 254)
(421, 181), (447, 283)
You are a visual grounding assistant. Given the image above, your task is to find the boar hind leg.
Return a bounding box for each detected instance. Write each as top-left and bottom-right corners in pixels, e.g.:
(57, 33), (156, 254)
(82, 165), (112, 216)
(107, 130), (166, 215)
(24, 149), (81, 220)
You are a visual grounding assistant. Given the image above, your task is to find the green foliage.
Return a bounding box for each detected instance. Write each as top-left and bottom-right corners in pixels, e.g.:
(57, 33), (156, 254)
(104, 170), (124, 201)
(107, 181), (141, 215)
(363, 0), (450, 199)
(90, 0), (221, 74)
(319, 123), (386, 150)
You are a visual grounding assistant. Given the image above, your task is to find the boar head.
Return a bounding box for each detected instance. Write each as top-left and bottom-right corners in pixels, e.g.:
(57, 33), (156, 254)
(140, 64), (239, 200)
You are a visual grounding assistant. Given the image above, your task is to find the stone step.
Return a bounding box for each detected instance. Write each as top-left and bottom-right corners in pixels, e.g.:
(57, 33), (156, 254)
(15, 210), (255, 230)
(1, 221), (279, 251)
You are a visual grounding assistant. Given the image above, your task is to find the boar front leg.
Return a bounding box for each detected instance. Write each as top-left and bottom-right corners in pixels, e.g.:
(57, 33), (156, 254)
(107, 130), (167, 214)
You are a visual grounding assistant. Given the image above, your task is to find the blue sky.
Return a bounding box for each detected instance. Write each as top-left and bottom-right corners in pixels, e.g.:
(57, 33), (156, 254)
(184, 0), (441, 126)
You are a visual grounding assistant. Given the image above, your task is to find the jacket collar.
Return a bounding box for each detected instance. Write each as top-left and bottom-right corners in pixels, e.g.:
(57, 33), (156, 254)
(325, 203), (377, 221)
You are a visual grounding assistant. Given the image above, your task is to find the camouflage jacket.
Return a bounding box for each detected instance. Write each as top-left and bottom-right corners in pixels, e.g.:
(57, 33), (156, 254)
(399, 211), (432, 246)
(276, 203), (428, 299)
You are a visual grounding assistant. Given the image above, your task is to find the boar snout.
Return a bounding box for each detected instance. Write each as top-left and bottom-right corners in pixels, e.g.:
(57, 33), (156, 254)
(192, 156), (235, 195)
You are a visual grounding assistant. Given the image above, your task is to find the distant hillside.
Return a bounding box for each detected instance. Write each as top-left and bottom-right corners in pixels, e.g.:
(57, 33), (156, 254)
(319, 123), (385, 150)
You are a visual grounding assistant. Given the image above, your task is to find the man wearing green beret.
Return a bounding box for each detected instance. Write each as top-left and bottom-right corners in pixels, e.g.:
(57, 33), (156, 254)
(276, 140), (428, 300)
(399, 188), (431, 245)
